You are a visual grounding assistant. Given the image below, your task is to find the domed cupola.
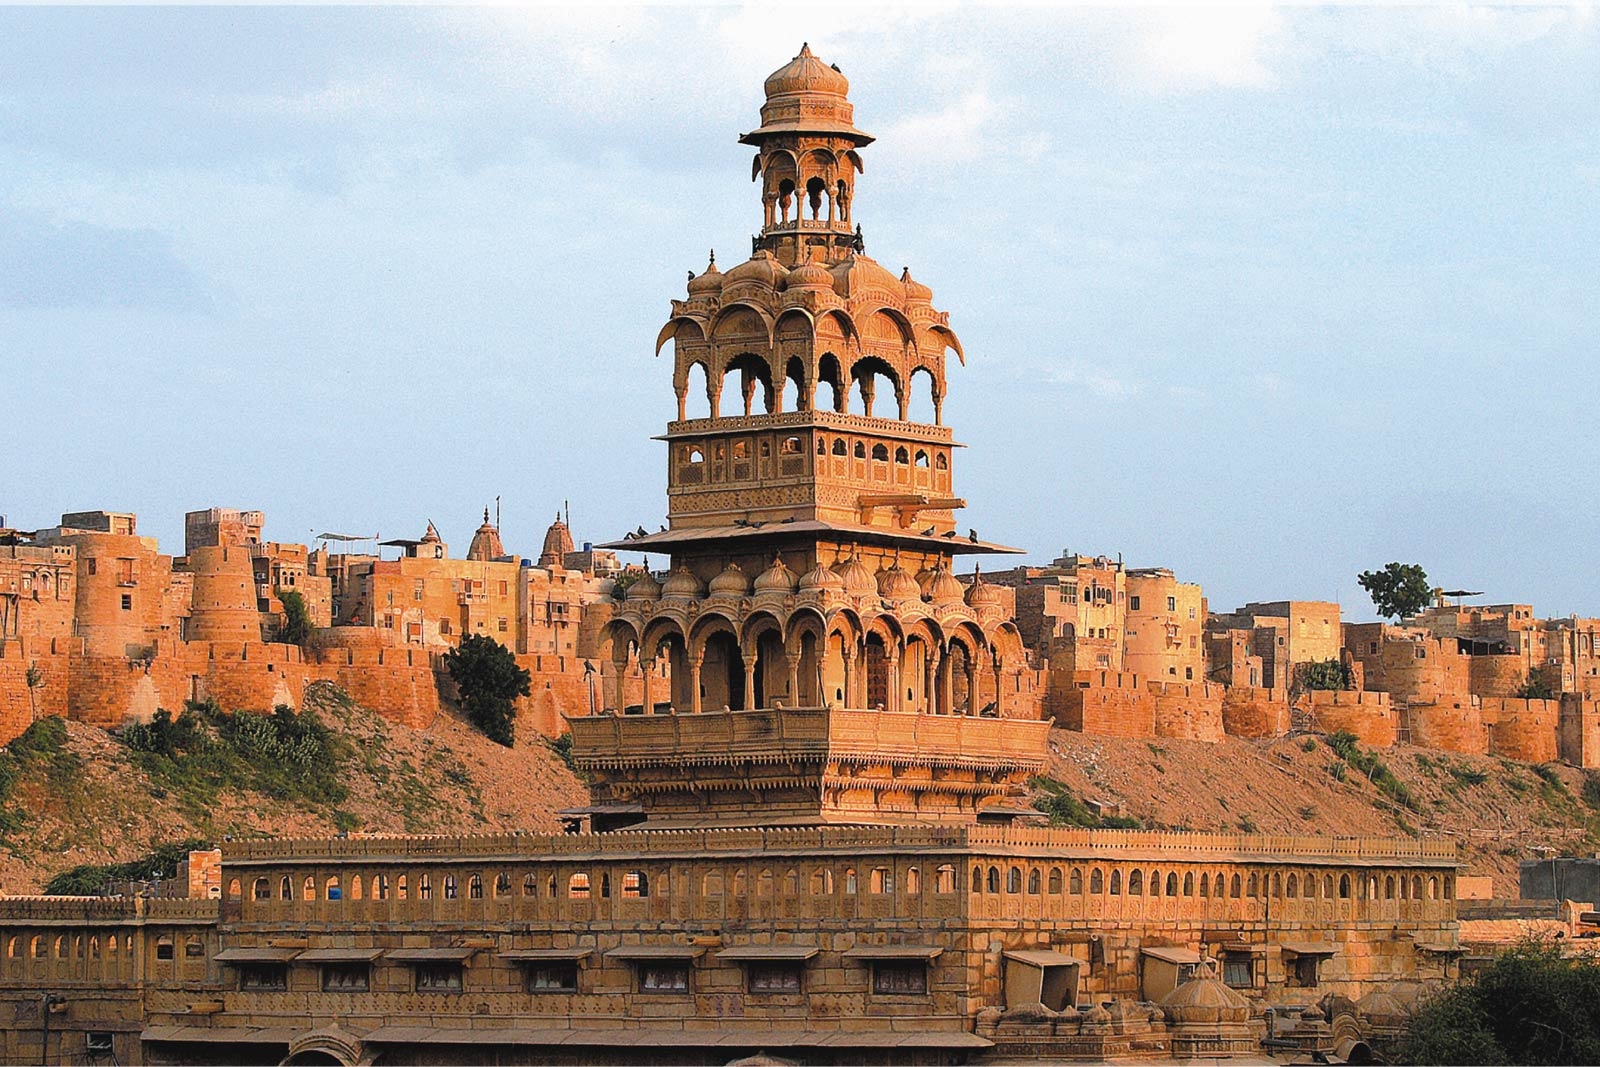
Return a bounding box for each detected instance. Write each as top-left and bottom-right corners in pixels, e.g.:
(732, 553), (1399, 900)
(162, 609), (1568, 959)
(708, 561), (751, 599)
(798, 561), (845, 594)
(686, 251), (723, 298)
(624, 570), (661, 603)
(722, 249), (788, 291)
(835, 553), (879, 598)
(754, 555), (799, 598)
(661, 566), (705, 600)
(965, 566), (1004, 610)
(922, 561), (965, 604)
(878, 558), (922, 602)
(785, 255), (836, 294)
(763, 42), (850, 99)
(901, 266), (932, 303)
(830, 252), (901, 298)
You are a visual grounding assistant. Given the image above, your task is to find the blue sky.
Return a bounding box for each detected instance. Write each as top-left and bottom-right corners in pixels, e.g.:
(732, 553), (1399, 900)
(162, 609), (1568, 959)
(2, 5), (1595, 620)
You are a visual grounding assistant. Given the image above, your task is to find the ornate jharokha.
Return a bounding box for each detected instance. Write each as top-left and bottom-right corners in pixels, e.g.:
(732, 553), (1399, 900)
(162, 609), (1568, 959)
(581, 43), (1048, 828)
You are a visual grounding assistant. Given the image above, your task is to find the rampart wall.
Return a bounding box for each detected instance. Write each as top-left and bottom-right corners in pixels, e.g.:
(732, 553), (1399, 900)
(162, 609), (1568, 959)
(1219, 686), (1291, 738)
(1308, 691), (1396, 749)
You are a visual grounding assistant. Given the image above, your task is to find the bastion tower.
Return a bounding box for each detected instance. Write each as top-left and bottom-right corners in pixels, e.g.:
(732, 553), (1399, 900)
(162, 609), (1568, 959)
(579, 45), (1049, 829)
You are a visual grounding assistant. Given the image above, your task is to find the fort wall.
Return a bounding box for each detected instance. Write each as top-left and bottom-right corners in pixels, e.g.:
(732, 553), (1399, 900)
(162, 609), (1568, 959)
(1405, 702), (1488, 756)
(1308, 691), (1396, 749)
(1482, 697), (1561, 764)
(1150, 682), (1224, 742)
(1220, 686), (1291, 738)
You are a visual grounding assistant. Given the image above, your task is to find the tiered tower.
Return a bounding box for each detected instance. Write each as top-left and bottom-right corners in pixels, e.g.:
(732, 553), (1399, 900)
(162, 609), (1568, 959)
(578, 46), (1047, 828)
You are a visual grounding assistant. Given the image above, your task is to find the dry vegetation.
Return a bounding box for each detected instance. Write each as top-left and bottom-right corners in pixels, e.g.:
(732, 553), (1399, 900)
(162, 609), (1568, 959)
(1033, 728), (1600, 896)
(0, 683), (586, 894)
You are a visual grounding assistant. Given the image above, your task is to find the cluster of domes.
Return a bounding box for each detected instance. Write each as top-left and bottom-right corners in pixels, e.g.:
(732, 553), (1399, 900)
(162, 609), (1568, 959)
(620, 555), (1001, 612)
(681, 249), (931, 305)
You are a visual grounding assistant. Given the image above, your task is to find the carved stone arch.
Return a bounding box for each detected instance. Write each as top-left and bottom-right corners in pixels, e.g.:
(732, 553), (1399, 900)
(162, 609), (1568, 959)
(604, 618), (642, 661)
(864, 612), (905, 652)
(721, 351), (777, 416)
(687, 612), (740, 659)
(844, 149), (865, 174)
(947, 620), (989, 661)
(826, 607), (865, 647)
(785, 607), (829, 652)
(710, 301), (776, 346)
(282, 1025), (364, 1067)
(640, 617), (689, 662)
(815, 351), (847, 413)
(987, 621), (1027, 666)
(928, 323), (965, 366)
(849, 354), (903, 419)
(817, 308), (860, 349)
(903, 616), (945, 653)
(740, 609), (786, 649)
(655, 315), (708, 358)
(864, 307), (919, 354)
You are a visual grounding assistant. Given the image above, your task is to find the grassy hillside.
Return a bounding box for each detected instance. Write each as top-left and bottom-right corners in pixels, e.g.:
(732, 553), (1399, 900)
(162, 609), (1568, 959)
(1031, 728), (1600, 895)
(0, 682), (587, 894)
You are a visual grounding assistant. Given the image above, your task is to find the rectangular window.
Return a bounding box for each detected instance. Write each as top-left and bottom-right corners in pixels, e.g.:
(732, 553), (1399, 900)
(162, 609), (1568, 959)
(1222, 954), (1253, 989)
(87, 558), (97, 575)
(415, 963), (464, 993)
(872, 962), (927, 995)
(239, 964), (288, 991)
(321, 964), (369, 992)
(498, 581), (508, 596)
(120, 594), (132, 611)
(1129, 596), (1141, 612)
(1289, 955), (1320, 988)
(1167, 596), (1176, 612)
(748, 963), (803, 993)
(1188, 607), (1196, 619)
(640, 962), (690, 993)
(498, 618), (508, 632)
(527, 963), (579, 992)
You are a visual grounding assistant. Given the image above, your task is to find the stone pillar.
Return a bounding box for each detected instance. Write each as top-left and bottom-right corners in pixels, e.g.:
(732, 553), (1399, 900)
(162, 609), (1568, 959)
(690, 654), (703, 715)
(887, 649), (901, 712)
(841, 650), (855, 709)
(611, 652), (629, 714)
(786, 654), (801, 707)
(941, 653), (956, 719)
(965, 661), (979, 716)
(641, 647), (653, 715)
(925, 650), (940, 715)
(743, 656), (757, 712)
(991, 659), (1004, 718)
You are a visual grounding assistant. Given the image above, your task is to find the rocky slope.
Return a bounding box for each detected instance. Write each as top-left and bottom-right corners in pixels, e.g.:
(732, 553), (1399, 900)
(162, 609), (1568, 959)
(1034, 728), (1599, 896)
(0, 683), (587, 894)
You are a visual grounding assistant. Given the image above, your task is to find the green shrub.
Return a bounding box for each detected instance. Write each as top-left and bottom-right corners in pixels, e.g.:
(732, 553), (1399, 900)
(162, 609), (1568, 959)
(43, 839), (211, 896)
(443, 634), (530, 747)
(1029, 776), (1141, 829)
(1393, 940), (1600, 1064)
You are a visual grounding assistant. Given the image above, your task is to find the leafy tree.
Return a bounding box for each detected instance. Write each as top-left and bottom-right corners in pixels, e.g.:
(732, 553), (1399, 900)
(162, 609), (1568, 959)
(444, 634), (530, 747)
(1393, 940), (1600, 1065)
(1517, 672), (1559, 700)
(1294, 658), (1353, 694)
(1357, 562), (1433, 620)
(275, 588), (313, 646)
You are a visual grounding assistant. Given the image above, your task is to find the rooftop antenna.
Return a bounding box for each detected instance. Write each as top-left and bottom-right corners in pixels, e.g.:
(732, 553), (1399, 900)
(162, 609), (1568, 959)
(564, 499), (571, 530)
(495, 495), (501, 529)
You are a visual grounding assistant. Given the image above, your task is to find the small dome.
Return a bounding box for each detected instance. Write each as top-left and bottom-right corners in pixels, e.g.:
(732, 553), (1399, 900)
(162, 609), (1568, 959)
(922, 562), (965, 604)
(754, 555), (799, 596)
(538, 511), (574, 567)
(965, 570), (1004, 609)
(687, 251), (722, 297)
(723, 250), (788, 289)
(661, 566), (705, 599)
(878, 562), (922, 601)
(1356, 990), (1407, 1022)
(624, 570), (661, 601)
(1159, 974), (1251, 1024)
(830, 253), (901, 298)
(708, 561), (750, 598)
(835, 554), (878, 597)
(798, 562), (844, 593)
(785, 257), (835, 292)
(467, 508), (504, 562)
(764, 43), (850, 100)
(901, 267), (932, 302)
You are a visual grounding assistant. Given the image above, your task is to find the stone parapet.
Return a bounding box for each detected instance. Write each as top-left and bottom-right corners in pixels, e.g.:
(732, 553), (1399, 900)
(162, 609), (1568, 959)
(1308, 691), (1396, 748)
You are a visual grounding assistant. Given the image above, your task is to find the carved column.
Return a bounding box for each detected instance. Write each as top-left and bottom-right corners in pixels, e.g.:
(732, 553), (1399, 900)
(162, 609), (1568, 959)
(924, 649), (940, 716)
(641, 646), (653, 715)
(785, 653), (801, 707)
(611, 651), (629, 713)
(841, 649), (856, 709)
(689, 651), (703, 715)
(886, 649), (901, 712)
(743, 653), (757, 711)
(965, 660), (979, 716)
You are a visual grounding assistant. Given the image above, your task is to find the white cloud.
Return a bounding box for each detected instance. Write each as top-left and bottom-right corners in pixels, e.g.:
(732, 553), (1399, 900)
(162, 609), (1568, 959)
(1123, 5), (1283, 92)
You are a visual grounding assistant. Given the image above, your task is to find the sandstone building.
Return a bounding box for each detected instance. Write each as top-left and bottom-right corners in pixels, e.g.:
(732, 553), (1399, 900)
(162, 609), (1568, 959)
(0, 46), (1465, 1066)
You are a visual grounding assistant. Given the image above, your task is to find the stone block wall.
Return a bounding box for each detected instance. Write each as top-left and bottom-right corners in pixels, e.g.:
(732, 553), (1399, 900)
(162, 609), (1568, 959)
(1482, 697), (1561, 763)
(1406, 702), (1488, 755)
(1470, 654), (1528, 698)
(1308, 691), (1396, 748)
(1220, 687), (1291, 738)
(1150, 682), (1224, 741)
(1559, 696), (1600, 769)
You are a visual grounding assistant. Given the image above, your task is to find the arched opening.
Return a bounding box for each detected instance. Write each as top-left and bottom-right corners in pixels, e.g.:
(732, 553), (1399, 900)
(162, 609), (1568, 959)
(865, 633), (890, 710)
(723, 353), (773, 417)
(684, 361), (712, 420)
(805, 176), (826, 220)
(817, 353), (845, 412)
(849, 357), (899, 419)
(781, 356), (804, 413)
(908, 366), (939, 424)
(700, 630), (746, 711)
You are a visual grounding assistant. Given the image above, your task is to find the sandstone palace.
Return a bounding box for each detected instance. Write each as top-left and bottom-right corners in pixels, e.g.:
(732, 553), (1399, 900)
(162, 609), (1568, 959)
(0, 46), (1512, 1067)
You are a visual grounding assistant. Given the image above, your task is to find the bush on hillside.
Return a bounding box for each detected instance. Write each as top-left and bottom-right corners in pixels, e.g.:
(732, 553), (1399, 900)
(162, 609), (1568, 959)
(444, 634), (530, 747)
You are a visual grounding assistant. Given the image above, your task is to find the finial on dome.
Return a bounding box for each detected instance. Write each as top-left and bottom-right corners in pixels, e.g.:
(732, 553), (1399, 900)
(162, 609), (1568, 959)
(708, 249), (716, 267)
(483, 507), (490, 524)
(799, 42), (811, 56)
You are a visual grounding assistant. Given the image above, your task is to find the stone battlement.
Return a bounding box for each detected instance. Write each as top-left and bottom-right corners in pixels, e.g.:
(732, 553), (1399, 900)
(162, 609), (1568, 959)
(221, 824), (1457, 867)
